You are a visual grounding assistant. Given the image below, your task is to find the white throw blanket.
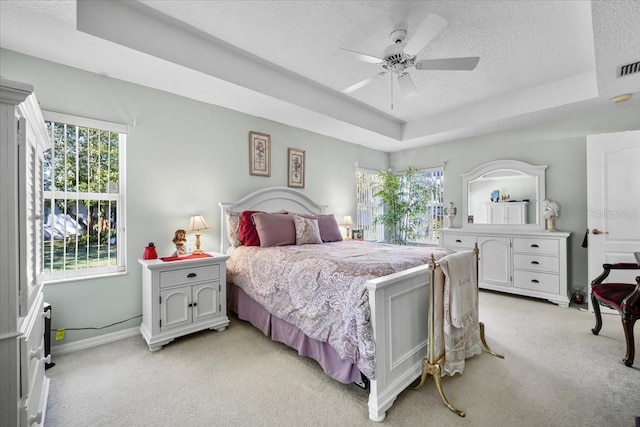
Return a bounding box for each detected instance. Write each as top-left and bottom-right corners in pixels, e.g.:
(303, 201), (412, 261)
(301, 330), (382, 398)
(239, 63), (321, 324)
(438, 251), (482, 375)
(439, 251), (477, 328)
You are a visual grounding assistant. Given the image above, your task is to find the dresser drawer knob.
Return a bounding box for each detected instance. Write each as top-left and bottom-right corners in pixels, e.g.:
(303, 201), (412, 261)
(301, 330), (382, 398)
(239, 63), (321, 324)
(531, 279), (540, 283)
(187, 273), (197, 278)
(531, 261), (540, 265)
(530, 244), (539, 248)
(455, 239), (462, 243)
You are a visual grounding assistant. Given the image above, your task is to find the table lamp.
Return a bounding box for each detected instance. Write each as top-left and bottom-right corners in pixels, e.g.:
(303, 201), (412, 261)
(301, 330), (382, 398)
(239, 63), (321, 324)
(187, 215), (209, 254)
(343, 215), (353, 240)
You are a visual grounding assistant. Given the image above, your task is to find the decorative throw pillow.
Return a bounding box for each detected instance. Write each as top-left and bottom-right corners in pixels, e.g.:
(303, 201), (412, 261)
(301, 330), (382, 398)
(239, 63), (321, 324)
(225, 211), (242, 247)
(293, 215), (322, 245)
(293, 213), (343, 242)
(252, 212), (296, 247)
(239, 210), (263, 246)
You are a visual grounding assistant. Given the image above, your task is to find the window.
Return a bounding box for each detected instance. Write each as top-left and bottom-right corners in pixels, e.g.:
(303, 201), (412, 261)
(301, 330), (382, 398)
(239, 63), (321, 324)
(356, 168), (384, 241)
(356, 167), (443, 244)
(42, 112), (126, 282)
(411, 167), (444, 244)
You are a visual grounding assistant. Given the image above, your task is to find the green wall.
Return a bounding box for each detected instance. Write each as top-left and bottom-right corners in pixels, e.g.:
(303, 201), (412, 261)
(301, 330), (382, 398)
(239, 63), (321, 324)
(0, 49), (388, 345)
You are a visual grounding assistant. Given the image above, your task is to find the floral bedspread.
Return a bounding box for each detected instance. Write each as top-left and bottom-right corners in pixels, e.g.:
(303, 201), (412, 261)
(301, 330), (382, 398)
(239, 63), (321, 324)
(226, 241), (453, 380)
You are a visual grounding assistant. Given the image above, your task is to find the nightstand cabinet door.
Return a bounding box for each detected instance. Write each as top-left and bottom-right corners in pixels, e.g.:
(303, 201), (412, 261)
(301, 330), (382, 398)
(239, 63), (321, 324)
(160, 287), (191, 330)
(193, 282), (219, 322)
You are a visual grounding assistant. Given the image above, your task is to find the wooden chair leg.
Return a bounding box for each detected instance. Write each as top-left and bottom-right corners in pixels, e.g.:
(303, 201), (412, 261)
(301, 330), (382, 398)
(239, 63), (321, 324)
(591, 295), (603, 335)
(622, 317), (636, 367)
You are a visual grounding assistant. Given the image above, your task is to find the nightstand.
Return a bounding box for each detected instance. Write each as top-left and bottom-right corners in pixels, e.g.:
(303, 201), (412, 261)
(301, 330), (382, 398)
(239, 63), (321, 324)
(138, 253), (229, 351)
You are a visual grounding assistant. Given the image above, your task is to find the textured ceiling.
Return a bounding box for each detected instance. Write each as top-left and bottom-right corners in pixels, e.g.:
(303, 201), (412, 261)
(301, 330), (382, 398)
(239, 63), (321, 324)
(1, 1), (639, 152)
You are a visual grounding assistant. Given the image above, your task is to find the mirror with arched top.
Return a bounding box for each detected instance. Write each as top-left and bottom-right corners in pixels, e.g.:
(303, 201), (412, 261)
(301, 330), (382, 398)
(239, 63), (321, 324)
(461, 160), (547, 230)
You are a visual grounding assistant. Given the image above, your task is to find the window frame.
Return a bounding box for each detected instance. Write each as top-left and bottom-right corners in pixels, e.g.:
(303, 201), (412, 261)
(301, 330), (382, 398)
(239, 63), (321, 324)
(42, 111), (127, 283)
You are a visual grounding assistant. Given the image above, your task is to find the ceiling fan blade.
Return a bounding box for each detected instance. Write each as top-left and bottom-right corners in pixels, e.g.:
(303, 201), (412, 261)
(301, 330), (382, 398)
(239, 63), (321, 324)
(335, 47), (385, 64)
(342, 71), (388, 94)
(415, 57), (480, 71)
(397, 73), (419, 99)
(403, 13), (448, 56)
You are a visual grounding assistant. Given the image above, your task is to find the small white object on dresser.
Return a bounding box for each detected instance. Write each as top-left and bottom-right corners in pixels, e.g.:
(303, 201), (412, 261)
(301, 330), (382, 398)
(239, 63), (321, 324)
(139, 253), (230, 351)
(1, 78), (51, 426)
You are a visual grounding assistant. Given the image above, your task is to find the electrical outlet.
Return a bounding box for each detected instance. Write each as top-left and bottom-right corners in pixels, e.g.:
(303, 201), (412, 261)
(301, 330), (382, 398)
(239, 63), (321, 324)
(55, 329), (65, 340)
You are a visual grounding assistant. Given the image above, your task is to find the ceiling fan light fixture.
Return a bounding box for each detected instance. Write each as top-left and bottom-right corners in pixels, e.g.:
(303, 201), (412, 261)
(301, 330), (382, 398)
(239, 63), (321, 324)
(612, 93), (632, 103)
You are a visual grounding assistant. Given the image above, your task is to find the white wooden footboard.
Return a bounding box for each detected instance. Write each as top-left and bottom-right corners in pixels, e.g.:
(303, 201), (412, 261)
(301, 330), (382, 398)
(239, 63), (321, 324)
(365, 264), (431, 422)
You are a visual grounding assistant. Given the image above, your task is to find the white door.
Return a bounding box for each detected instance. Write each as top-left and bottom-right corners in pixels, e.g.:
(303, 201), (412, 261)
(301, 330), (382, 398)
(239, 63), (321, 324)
(586, 131), (640, 312)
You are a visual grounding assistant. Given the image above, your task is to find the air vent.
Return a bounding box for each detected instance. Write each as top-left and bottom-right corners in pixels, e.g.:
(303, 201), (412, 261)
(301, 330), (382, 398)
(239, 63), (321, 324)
(619, 61), (640, 77)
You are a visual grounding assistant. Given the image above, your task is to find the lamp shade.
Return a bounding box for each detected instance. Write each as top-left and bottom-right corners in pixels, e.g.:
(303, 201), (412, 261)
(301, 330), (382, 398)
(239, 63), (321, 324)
(187, 215), (209, 232)
(343, 215), (353, 226)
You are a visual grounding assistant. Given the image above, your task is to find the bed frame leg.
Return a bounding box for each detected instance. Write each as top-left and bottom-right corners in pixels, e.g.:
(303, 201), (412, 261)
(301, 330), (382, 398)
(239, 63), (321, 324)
(479, 322), (504, 359)
(410, 357), (465, 417)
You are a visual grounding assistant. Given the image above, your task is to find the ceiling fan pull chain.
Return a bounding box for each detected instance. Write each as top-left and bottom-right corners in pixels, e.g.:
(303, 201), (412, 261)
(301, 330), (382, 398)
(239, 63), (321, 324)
(390, 73), (394, 109)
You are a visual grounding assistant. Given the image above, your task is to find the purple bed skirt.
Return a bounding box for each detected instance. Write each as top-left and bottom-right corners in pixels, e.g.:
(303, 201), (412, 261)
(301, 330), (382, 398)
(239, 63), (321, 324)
(228, 283), (362, 384)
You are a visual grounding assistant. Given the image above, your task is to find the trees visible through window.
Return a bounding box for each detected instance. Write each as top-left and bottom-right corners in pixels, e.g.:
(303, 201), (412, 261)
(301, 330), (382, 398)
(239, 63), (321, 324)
(356, 167), (443, 244)
(42, 112), (126, 282)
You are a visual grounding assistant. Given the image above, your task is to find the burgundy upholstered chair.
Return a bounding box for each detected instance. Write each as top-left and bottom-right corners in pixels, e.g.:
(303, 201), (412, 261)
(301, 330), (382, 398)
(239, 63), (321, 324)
(590, 254), (640, 367)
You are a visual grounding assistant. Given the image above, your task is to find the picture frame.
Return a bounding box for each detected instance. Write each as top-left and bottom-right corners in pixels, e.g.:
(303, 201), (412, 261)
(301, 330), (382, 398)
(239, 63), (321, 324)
(351, 229), (363, 241)
(287, 147), (305, 188)
(249, 132), (270, 176)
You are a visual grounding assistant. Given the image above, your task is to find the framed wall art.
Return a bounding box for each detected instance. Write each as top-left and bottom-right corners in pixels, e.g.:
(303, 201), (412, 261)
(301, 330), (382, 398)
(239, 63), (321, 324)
(287, 147), (305, 188)
(249, 131), (270, 176)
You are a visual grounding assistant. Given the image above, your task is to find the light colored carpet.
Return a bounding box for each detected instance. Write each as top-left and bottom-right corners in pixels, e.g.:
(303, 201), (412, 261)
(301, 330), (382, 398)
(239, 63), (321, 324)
(44, 291), (639, 427)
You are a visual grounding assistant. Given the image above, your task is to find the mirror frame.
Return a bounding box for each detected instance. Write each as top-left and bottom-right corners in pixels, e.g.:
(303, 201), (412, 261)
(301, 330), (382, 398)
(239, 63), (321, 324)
(461, 160), (548, 231)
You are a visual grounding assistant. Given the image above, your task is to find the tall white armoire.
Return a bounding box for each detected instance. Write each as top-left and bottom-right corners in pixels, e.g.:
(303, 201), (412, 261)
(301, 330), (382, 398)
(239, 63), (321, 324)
(0, 78), (51, 426)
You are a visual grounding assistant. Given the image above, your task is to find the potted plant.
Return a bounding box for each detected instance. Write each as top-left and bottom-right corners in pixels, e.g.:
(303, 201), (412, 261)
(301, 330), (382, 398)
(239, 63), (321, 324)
(373, 167), (431, 245)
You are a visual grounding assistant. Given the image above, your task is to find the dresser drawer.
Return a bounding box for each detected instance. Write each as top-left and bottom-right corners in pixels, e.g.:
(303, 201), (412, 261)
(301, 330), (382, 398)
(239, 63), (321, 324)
(513, 254), (559, 273)
(442, 234), (476, 249)
(513, 270), (559, 294)
(159, 264), (220, 288)
(512, 237), (559, 255)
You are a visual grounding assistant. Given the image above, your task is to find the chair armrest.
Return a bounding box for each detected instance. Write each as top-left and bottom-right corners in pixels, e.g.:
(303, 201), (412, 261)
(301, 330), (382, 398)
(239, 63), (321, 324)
(621, 281), (640, 311)
(607, 263), (640, 270)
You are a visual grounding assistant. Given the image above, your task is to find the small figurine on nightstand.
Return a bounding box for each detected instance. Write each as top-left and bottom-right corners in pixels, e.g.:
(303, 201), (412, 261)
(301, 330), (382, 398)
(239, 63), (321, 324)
(172, 229), (188, 257)
(445, 201), (457, 228)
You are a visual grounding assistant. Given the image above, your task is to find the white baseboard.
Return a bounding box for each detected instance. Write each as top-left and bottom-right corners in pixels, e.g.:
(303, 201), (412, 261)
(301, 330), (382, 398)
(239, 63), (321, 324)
(51, 327), (140, 355)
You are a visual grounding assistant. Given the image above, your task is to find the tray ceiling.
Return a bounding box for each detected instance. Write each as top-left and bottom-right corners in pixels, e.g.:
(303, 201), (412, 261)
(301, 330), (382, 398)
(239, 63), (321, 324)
(1, 1), (638, 152)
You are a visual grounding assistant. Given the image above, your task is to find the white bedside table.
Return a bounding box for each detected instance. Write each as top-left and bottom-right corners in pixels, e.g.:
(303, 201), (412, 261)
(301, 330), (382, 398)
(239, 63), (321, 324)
(138, 252), (229, 351)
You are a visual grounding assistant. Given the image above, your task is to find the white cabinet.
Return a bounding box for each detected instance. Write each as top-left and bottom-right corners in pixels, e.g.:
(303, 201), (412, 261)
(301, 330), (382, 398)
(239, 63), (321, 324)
(478, 236), (511, 288)
(441, 229), (570, 307)
(139, 254), (229, 351)
(1, 78), (51, 426)
(485, 201), (528, 224)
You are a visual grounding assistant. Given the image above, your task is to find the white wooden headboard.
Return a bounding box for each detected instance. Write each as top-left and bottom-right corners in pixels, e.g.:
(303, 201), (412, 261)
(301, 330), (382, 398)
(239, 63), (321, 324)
(218, 187), (328, 253)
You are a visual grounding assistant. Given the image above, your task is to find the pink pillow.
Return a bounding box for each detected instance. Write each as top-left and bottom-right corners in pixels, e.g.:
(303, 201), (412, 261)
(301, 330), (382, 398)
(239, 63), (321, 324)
(252, 213), (296, 247)
(298, 214), (342, 242)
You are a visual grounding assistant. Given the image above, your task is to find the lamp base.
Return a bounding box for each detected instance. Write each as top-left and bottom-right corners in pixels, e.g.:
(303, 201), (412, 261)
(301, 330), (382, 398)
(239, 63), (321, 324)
(192, 233), (204, 254)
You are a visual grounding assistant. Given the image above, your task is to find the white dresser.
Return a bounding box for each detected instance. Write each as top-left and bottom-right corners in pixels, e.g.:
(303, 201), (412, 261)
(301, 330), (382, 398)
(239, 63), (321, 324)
(0, 79), (51, 426)
(139, 253), (230, 351)
(441, 229), (570, 307)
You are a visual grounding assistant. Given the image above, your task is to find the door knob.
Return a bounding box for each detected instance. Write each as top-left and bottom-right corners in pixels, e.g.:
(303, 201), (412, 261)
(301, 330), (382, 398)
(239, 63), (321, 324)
(591, 228), (609, 235)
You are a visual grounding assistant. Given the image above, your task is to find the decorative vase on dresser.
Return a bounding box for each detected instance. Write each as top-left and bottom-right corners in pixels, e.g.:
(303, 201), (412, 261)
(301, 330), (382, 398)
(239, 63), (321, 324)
(139, 253), (230, 351)
(0, 78), (51, 426)
(444, 159), (571, 307)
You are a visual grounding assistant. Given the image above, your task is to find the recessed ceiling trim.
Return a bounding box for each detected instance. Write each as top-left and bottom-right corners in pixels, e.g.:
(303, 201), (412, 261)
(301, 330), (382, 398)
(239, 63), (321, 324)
(76, 0), (404, 141)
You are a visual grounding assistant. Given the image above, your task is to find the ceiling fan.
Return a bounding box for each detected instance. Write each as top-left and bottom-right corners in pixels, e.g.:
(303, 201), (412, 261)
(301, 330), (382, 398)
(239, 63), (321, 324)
(338, 13), (479, 101)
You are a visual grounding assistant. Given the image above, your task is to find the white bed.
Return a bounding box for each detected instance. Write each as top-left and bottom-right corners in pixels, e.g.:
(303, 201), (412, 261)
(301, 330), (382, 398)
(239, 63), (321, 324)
(219, 187), (460, 421)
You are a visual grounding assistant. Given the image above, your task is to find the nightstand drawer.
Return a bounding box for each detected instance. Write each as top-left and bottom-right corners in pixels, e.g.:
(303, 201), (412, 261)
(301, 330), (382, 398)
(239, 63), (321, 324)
(512, 237), (559, 255)
(513, 270), (559, 293)
(513, 254), (559, 273)
(442, 234), (476, 248)
(159, 264), (220, 288)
